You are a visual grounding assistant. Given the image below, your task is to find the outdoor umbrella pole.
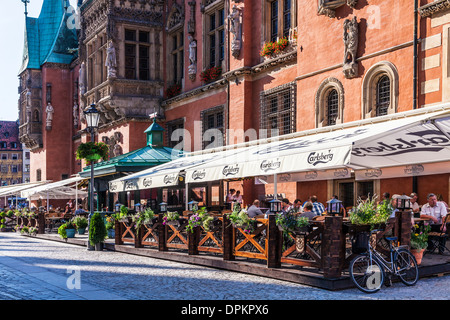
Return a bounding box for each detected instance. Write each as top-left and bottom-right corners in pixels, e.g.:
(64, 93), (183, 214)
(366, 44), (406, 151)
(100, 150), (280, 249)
(274, 173), (277, 200)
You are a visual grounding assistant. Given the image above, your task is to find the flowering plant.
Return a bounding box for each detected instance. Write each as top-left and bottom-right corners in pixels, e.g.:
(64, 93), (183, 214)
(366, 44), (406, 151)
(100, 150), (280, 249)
(200, 66), (222, 83)
(348, 194), (393, 228)
(227, 207), (255, 234)
(162, 211), (180, 225)
(186, 207), (210, 233)
(410, 224), (431, 250)
(166, 83), (182, 98)
(132, 208), (156, 234)
(260, 38), (290, 58)
(57, 221), (76, 239)
(276, 213), (309, 235)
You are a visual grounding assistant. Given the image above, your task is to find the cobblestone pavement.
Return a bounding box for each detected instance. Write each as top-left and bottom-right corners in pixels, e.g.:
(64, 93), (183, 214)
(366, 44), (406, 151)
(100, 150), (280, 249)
(0, 232), (449, 301)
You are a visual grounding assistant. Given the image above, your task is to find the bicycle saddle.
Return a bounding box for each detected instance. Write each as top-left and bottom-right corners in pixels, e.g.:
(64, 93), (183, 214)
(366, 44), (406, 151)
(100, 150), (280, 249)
(385, 236), (397, 242)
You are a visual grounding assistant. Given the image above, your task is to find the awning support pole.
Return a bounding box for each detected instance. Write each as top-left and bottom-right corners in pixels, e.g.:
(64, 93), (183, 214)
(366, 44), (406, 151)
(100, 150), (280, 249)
(185, 183), (189, 211)
(274, 173), (278, 200)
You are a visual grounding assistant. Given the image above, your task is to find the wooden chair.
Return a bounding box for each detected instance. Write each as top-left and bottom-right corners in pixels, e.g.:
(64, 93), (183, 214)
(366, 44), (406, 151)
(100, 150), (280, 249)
(427, 214), (450, 255)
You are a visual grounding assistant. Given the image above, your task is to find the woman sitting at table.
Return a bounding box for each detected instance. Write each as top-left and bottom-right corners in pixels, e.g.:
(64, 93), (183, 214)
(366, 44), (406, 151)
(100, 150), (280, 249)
(64, 205), (72, 214)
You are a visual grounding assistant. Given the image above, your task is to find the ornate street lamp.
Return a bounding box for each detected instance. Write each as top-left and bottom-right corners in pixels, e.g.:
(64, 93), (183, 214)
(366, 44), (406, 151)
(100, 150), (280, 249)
(84, 104), (100, 250)
(269, 199), (282, 214)
(394, 194), (411, 211)
(159, 201), (168, 214)
(188, 200), (198, 212)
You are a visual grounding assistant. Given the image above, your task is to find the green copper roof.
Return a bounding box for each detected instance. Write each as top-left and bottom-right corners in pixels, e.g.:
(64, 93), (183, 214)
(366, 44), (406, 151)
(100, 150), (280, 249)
(80, 146), (184, 177)
(19, 0), (78, 74)
(145, 119), (165, 133)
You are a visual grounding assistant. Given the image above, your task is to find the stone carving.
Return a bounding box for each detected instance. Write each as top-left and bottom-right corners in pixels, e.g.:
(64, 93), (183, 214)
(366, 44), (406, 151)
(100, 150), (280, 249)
(79, 61), (87, 95)
(317, 0), (358, 18)
(228, 5), (242, 58)
(45, 102), (54, 130)
(343, 16), (358, 79)
(73, 103), (79, 127)
(102, 132), (123, 158)
(105, 42), (117, 79)
(419, 0), (450, 17)
(188, 1), (196, 34)
(188, 35), (197, 80)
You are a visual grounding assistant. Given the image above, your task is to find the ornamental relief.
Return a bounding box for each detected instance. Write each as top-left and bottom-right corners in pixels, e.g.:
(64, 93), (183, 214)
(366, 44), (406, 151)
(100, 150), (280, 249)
(318, 0), (358, 18)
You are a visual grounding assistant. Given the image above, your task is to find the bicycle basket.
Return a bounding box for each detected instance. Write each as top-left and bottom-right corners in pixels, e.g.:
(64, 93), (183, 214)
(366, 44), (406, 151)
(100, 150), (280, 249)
(352, 232), (369, 254)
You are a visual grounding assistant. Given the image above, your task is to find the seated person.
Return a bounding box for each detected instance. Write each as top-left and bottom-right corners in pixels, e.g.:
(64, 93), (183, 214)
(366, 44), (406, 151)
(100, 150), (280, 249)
(74, 205), (86, 215)
(409, 192), (420, 214)
(299, 202), (316, 220)
(421, 193), (447, 231)
(247, 200), (263, 218)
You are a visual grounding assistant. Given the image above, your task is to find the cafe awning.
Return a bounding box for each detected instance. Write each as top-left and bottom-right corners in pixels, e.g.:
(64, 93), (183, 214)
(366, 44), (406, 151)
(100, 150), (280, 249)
(21, 176), (86, 200)
(108, 147), (246, 192)
(0, 181), (50, 197)
(108, 104), (450, 191)
(183, 107), (450, 183)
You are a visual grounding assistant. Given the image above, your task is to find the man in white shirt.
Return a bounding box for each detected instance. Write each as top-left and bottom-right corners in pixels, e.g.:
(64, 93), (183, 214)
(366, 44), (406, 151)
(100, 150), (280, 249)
(409, 192), (420, 214)
(420, 193), (447, 225)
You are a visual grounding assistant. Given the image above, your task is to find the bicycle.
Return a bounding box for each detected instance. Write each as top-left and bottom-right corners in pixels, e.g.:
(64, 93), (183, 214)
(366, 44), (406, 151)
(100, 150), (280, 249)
(349, 229), (419, 293)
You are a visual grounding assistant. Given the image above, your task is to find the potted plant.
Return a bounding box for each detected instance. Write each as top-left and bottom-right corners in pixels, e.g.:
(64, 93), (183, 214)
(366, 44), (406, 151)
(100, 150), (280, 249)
(118, 205), (130, 223)
(410, 224), (431, 265)
(76, 141), (109, 163)
(58, 221), (77, 239)
(275, 213), (309, 235)
(227, 207), (256, 234)
(162, 211), (181, 226)
(73, 216), (88, 235)
(105, 214), (116, 239)
(132, 208), (156, 235)
(200, 66), (222, 83)
(89, 212), (107, 251)
(347, 194), (393, 254)
(165, 83), (182, 98)
(20, 226), (29, 235)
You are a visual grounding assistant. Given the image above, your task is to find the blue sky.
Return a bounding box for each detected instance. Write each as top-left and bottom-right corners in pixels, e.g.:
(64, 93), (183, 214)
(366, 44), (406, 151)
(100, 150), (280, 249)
(0, 0), (77, 121)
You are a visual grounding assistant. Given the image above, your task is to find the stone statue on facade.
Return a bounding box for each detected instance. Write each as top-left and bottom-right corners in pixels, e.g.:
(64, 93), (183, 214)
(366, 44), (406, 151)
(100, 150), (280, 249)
(46, 102), (54, 130)
(79, 61), (87, 95)
(343, 16), (358, 79)
(73, 103), (79, 127)
(188, 35), (197, 80)
(105, 41), (117, 79)
(228, 5), (242, 58)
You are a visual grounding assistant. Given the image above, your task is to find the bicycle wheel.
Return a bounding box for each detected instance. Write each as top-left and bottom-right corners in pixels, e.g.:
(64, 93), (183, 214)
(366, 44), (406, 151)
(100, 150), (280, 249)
(395, 249), (419, 286)
(349, 254), (384, 293)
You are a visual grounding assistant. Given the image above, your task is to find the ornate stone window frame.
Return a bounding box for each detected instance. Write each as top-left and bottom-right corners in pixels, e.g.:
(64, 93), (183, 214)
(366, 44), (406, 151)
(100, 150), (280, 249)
(315, 77), (345, 128)
(260, 82), (297, 138)
(361, 61), (399, 119)
(262, 0), (298, 43)
(202, 1), (226, 70)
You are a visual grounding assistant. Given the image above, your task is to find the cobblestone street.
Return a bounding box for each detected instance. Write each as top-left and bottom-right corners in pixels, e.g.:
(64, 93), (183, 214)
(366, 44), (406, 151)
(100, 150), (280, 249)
(0, 232), (449, 301)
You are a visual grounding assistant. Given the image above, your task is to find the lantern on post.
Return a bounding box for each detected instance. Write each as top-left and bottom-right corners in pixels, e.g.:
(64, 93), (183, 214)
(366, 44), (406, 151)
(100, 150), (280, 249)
(326, 198), (343, 216)
(269, 199), (282, 214)
(134, 203), (141, 213)
(159, 202), (168, 214)
(187, 200), (198, 212)
(394, 194), (411, 211)
(115, 203), (122, 213)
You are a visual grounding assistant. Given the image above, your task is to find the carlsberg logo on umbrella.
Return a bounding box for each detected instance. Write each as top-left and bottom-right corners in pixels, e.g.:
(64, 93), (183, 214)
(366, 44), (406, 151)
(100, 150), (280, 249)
(222, 165), (240, 177)
(307, 150), (334, 166)
(164, 174), (177, 184)
(192, 170), (206, 180)
(260, 159), (281, 172)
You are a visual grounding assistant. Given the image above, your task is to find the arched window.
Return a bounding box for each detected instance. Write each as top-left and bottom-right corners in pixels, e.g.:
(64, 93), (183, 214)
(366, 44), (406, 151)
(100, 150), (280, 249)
(361, 61), (398, 119)
(327, 89), (339, 126)
(315, 77), (344, 128)
(376, 75), (390, 117)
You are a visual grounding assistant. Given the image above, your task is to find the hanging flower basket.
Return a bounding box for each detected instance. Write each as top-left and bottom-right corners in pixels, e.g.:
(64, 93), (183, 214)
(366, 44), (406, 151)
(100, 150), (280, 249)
(76, 142), (109, 163)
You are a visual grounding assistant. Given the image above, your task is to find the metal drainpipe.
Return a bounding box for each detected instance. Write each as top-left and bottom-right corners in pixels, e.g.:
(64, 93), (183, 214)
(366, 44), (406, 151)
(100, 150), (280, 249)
(413, 0), (418, 193)
(413, 0), (418, 110)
